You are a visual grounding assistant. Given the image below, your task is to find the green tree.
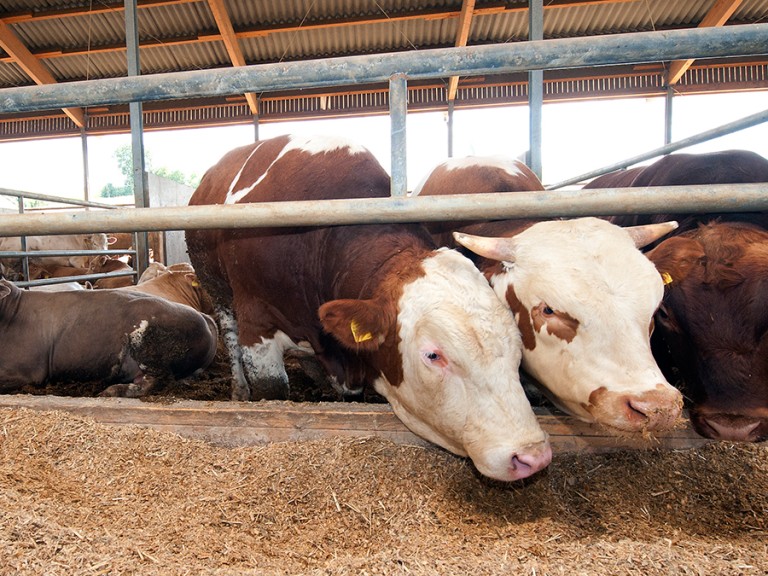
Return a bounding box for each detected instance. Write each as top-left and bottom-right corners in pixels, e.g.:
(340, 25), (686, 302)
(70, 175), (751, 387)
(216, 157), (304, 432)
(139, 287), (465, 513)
(99, 144), (200, 198)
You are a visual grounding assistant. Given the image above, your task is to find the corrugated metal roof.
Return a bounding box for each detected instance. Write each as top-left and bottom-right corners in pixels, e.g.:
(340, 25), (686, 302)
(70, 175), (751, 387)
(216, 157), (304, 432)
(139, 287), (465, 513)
(0, 0), (766, 140)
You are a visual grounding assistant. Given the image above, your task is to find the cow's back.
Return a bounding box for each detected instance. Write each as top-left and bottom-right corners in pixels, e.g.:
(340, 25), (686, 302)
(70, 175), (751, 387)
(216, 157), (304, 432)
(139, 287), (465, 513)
(414, 155), (544, 249)
(594, 150), (768, 232)
(187, 135), (394, 307)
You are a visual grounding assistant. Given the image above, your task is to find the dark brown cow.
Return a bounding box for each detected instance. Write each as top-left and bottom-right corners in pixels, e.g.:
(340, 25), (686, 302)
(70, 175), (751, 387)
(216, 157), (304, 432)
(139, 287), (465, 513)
(582, 166), (644, 189)
(585, 149), (768, 238)
(414, 155), (682, 434)
(647, 222), (768, 442)
(186, 134), (551, 482)
(0, 279), (218, 397)
(585, 149), (768, 441)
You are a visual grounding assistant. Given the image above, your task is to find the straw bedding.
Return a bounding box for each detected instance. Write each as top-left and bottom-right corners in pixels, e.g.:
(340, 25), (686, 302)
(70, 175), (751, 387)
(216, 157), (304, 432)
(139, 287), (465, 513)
(1, 406), (765, 575)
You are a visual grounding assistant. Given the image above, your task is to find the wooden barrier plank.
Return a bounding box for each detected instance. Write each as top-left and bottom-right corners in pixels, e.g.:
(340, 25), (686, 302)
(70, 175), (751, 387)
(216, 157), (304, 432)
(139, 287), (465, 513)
(0, 394), (713, 454)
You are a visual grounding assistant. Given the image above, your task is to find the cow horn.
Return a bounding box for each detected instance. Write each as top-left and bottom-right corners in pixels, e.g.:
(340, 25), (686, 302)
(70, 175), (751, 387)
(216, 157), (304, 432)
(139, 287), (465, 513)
(624, 221), (679, 249)
(452, 232), (516, 263)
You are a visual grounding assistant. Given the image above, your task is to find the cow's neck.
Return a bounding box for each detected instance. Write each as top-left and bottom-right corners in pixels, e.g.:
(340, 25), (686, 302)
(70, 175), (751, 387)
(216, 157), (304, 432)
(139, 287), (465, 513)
(328, 226), (432, 302)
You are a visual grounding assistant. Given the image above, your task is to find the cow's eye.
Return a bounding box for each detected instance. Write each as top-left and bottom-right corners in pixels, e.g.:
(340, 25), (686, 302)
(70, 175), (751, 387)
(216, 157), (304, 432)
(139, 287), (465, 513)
(542, 305), (554, 315)
(424, 351), (441, 362)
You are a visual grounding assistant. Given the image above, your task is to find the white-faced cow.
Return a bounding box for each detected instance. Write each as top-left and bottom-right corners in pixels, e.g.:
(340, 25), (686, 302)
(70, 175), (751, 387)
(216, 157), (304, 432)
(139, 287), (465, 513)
(185, 135), (551, 482)
(0, 279), (218, 397)
(414, 155), (682, 434)
(586, 150), (768, 442)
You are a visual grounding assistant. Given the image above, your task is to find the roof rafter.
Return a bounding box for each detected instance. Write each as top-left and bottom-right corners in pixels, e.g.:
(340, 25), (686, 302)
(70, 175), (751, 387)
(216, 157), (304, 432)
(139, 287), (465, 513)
(205, 0), (258, 114)
(667, 0), (744, 85)
(447, 0), (476, 102)
(0, 19), (85, 127)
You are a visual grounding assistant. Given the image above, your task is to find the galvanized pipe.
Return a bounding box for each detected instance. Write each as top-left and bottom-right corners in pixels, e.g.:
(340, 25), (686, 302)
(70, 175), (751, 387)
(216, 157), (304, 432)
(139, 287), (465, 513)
(389, 74), (408, 197)
(0, 188), (117, 209)
(0, 184), (764, 236)
(1, 25), (766, 114)
(14, 270), (137, 289)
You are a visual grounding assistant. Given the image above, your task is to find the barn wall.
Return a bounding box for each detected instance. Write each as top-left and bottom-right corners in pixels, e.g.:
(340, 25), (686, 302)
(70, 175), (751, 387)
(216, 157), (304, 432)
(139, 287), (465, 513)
(147, 173), (194, 265)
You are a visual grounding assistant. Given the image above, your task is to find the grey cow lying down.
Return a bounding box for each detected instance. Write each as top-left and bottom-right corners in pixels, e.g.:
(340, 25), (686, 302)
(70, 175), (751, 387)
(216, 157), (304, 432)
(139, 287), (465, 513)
(0, 280), (218, 397)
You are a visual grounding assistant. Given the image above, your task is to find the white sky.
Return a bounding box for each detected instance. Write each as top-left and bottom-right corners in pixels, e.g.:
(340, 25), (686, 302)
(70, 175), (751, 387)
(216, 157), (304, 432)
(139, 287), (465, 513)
(0, 90), (766, 204)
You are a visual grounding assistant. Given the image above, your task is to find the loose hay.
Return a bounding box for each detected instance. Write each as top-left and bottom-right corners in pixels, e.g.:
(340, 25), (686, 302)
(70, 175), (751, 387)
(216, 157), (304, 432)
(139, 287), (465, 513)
(0, 408), (765, 575)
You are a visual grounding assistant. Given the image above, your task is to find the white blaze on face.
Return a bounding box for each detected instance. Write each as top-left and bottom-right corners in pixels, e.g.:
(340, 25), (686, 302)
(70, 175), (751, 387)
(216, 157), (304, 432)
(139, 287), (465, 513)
(373, 248), (551, 482)
(486, 218), (681, 430)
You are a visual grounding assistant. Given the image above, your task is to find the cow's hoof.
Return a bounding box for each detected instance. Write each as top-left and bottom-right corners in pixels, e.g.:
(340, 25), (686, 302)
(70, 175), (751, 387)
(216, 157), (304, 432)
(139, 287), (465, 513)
(99, 383), (143, 397)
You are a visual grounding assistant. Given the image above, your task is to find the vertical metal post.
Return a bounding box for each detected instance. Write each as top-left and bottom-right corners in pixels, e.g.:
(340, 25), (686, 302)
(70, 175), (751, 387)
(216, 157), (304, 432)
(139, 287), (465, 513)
(528, 0), (544, 179)
(447, 101), (455, 158)
(125, 0), (150, 273)
(389, 73), (408, 197)
(17, 197), (29, 282)
(253, 97), (260, 141)
(664, 86), (674, 146)
(80, 127), (90, 205)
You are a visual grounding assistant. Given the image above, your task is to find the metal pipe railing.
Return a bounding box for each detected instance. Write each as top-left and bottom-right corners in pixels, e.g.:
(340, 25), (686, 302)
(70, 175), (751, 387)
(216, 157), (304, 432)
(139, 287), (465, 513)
(0, 25), (766, 114)
(0, 183), (764, 236)
(0, 188), (119, 210)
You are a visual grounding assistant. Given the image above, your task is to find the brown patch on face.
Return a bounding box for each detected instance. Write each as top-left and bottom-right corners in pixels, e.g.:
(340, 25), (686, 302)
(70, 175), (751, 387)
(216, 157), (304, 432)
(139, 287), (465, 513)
(531, 302), (579, 343)
(505, 285), (536, 350)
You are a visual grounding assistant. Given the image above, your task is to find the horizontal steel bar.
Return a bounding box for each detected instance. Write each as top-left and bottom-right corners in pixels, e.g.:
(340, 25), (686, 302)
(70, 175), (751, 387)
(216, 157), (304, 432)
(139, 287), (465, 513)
(0, 188), (118, 209)
(0, 184), (764, 236)
(15, 270), (137, 289)
(0, 249), (135, 258)
(1, 25), (766, 114)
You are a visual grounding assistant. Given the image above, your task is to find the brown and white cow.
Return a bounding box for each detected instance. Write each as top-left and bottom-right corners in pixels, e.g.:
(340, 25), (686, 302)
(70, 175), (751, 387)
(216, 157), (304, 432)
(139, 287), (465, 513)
(585, 150), (768, 442)
(0, 233), (110, 278)
(0, 279), (218, 397)
(186, 135), (551, 482)
(90, 256), (136, 289)
(121, 263), (213, 315)
(414, 155), (683, 434)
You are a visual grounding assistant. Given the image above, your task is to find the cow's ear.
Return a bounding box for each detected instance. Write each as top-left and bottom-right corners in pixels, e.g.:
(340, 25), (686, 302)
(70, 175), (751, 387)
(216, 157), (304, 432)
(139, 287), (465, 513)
(318, 298), (393, 352)
(0, 281), (12, 300)
(647, 236), (705, 285)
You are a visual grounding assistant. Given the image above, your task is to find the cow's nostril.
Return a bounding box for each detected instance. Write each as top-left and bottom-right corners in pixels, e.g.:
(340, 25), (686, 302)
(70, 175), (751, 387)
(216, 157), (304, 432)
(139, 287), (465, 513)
(626, 399), (650, 422)
(510, 454), (532, 473)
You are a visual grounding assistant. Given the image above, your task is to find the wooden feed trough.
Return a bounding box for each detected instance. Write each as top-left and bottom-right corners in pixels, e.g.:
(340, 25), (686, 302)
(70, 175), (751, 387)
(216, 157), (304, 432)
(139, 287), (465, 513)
(0, 394), (711, 454)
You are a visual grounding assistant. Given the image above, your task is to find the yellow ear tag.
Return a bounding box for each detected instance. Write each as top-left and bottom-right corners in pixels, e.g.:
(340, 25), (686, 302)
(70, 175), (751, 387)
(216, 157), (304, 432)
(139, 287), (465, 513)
(350, 320), (373, 343)
(661, 272), (673, 285)
(191, 280), (200, 287)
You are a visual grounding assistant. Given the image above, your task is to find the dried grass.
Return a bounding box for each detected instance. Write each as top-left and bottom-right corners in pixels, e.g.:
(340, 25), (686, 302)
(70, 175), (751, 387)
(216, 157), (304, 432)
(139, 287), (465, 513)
(1, 407), (766, 575)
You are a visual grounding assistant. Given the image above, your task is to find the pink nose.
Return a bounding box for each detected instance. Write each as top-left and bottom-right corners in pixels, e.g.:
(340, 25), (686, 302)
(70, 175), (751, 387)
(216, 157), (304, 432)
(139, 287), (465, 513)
(508, 441), (552, 481)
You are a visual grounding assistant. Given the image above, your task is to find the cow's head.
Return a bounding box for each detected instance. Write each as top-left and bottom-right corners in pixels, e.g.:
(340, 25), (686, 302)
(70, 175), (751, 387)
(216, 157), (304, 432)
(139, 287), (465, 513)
(647, 223), (768, 442)
(453, 217), (683, 435)
(319, 248), (551, 482)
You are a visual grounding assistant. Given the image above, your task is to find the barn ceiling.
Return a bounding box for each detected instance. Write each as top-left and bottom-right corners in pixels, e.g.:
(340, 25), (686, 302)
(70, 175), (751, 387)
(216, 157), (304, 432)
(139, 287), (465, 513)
(0, 0), (766, 141)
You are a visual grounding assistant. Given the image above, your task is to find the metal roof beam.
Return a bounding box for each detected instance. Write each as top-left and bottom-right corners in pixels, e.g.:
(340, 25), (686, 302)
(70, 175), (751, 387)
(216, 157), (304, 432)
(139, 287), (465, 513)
(667, 0), (744, 85)
(205, 0), (258, 114)
(0, 0), (640, 64)
(0, 19), (85, 127)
